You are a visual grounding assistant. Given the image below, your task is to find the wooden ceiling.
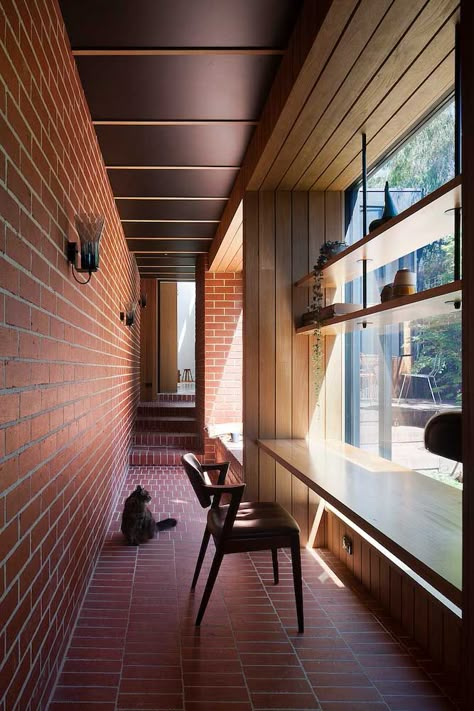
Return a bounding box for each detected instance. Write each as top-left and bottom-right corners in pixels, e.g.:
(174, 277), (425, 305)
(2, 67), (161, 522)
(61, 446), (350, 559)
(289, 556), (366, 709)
(59, 0), (303, 281)
(210, 0), (458, 272)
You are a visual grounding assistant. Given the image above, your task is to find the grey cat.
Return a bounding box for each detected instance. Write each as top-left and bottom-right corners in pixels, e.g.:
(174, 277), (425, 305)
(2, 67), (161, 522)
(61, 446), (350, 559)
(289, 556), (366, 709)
(121, 485), (177, 545)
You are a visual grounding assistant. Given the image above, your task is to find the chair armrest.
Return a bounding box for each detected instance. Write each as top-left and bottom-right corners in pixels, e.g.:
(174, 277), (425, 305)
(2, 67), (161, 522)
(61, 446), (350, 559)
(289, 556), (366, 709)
(201, 461), (230, 485)
(205, 483), (244, 495)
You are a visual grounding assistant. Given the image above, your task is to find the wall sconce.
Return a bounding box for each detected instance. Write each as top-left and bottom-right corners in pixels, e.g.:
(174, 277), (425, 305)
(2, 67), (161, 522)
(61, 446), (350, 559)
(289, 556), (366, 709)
(120, 302), (136, 327)
(67, 213), (105, 284)
(139, 293), (147, 308)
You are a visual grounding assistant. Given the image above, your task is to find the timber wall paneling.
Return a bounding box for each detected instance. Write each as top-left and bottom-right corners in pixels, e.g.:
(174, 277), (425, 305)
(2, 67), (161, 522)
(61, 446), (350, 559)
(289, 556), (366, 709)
(243, 190), (344, 544)
(159, 282), (178, 393)
(326, 510), (462, 677)
(461, 0), (473, 706)
(140, 279), (158, 401)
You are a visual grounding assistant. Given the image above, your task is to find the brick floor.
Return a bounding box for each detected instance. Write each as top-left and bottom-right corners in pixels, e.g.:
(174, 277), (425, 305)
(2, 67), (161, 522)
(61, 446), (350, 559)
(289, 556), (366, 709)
(48, 466), (459, 710)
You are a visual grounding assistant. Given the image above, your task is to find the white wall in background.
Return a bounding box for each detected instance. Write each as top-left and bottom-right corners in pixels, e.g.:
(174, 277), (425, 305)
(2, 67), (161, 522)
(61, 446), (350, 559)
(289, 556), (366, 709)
(177, 282), (195, 378)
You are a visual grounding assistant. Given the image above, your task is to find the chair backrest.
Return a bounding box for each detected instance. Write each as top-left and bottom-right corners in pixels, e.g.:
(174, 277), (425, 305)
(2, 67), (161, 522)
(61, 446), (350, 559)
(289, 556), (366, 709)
(181, 453), (212, 508)
(424, 410), (462, 462)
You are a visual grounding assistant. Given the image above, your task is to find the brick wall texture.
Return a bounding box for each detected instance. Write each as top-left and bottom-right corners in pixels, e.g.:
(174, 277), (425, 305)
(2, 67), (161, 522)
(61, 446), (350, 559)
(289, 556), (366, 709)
(0, 1), (140, 708)
(195, 257), (243, 460)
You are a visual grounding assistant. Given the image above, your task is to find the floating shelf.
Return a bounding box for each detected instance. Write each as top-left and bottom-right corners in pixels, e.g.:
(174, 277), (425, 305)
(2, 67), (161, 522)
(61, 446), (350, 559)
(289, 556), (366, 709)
(295, 175), (462, 289)
(296, 281), (462, 335)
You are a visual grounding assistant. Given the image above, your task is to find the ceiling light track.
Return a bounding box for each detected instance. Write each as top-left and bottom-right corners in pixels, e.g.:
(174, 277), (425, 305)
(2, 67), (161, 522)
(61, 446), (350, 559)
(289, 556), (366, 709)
(126, 237), (212, 241)
(115, 196), (228, 201)
(73, 47), (285, 56)
(106, 165), (240, 170)
(121, 219), (219, 223)
(93, 120), (258, 126)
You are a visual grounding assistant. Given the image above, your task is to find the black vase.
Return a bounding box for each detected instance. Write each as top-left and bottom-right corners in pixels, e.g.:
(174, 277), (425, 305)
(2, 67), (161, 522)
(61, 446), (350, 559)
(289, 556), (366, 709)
(369, 181), (398, 232)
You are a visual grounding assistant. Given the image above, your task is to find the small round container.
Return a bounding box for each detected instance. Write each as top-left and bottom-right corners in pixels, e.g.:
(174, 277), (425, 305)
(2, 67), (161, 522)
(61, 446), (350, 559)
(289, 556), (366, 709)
(392, 269), (416, 298)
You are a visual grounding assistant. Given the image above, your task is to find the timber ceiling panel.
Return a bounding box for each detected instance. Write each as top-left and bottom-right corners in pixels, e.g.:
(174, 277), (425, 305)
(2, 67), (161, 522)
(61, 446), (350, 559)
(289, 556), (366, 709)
(74, 56), (282, 122)
(116, 199), (227, 222)
(123, 223), (215, 239)
(59, 0), (302, 278)
(210, 0), (457, 269)
(107, 168), (239, 198)
(95, 125), (255, 167)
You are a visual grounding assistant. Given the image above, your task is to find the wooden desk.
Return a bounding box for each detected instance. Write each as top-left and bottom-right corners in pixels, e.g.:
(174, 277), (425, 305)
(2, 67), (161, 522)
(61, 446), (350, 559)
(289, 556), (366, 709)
(257, 438), (462, 607)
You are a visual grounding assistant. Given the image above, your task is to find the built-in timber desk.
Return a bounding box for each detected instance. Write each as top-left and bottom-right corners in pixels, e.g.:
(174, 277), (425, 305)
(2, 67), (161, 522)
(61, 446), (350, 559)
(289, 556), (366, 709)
(257, 438), (462, 607)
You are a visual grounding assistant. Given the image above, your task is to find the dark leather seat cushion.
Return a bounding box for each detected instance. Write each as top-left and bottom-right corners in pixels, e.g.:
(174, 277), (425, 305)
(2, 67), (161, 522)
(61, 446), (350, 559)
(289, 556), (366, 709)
(207, 501), (300, 539)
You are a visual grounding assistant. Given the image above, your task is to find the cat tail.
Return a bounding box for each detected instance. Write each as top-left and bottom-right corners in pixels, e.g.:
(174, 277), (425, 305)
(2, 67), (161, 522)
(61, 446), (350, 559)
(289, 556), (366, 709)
(156, 517), (177, 531)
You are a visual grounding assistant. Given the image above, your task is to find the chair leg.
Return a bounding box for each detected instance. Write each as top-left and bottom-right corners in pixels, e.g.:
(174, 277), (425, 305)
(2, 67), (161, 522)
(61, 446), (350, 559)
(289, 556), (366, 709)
(191, 528), (211, 590)
(290, 537), (304, 633)
(271, 548), (279, 584)
(195, 547), (224, 626)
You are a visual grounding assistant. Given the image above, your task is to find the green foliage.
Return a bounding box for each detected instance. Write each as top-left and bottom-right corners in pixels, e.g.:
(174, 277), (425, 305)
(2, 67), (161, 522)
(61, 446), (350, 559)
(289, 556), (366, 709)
(368, 100), (460, 404)
(411, 316), (461, 404)
(368, 102), (455, 196)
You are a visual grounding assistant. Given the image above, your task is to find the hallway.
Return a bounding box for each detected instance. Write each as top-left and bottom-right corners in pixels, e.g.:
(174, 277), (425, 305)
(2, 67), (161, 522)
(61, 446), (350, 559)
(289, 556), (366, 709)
(49, 465), (457, 711)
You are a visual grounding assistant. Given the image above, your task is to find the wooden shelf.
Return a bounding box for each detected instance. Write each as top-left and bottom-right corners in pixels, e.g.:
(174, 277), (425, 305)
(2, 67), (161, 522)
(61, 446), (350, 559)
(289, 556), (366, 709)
(296, 281), (462, 335)
(295, 176), (461, 288)
(257, 438), (462, 606)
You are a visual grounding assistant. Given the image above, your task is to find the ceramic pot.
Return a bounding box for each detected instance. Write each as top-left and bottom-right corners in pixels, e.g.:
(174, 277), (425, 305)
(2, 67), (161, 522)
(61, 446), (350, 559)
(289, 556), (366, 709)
(380, 283), (393, 302)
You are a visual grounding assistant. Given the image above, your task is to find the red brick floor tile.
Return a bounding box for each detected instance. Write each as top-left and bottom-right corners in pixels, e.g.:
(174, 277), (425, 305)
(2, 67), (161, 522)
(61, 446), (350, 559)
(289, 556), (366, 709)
(49, 704), (117, 711)
(48, 466), (459, 711)
(117, 693), (183, 709)
(185, 704), (252, 711)
(250, 691), (320, 709)
(319, 704), (389, 711)
(246, 677), (314, 693)
(184, 685), (249, 702)
(315, 685), (384, 703)
(242, 664), (307, 679)
(53, 686), (117, 702)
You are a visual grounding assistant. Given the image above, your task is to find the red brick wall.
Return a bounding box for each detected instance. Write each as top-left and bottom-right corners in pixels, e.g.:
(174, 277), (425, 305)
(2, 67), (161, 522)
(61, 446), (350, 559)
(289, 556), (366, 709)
(204, 270), (242, 425)
(195, 259), (243, 461)
(0, 1), (140, 708)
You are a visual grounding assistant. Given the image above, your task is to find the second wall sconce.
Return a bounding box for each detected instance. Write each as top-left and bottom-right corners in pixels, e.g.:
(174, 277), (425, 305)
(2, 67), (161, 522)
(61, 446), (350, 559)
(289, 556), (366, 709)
(120, 302), (136, 327)
(139, 293), (147, 308)
(67, 213), (105, 284)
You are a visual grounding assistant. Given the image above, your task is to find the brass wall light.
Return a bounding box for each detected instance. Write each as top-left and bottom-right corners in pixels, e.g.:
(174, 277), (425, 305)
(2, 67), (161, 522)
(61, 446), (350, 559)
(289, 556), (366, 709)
(67, 213), (104, 284)
(139, 293), (147, 308)
(120, 302), (136, 327)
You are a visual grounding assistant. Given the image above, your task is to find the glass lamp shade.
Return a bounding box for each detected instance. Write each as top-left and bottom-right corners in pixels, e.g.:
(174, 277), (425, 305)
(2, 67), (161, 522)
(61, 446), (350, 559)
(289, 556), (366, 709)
(121, 302), (136, 326)
(74, 214), (104, 272)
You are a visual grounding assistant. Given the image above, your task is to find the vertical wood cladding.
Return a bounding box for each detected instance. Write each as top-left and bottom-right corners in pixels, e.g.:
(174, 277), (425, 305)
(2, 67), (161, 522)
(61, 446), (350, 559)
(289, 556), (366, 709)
(243, 190), (344, 544)
(326, 510), (462, 677)
(0, 1), (140, 707)
(158, 282), (177, 393)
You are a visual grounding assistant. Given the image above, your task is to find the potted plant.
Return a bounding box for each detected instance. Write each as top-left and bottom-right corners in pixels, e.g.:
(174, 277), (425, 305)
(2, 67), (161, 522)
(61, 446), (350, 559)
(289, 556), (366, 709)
(309, 241), (346, 398)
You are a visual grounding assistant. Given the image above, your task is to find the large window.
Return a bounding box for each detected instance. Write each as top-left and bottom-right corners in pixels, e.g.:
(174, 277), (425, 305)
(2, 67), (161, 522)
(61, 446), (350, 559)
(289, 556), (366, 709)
(344, 99), (461, 487)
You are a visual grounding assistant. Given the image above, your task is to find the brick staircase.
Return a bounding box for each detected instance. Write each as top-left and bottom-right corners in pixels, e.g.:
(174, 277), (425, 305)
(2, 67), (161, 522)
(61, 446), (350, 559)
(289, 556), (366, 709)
(130, 393), (200, 466)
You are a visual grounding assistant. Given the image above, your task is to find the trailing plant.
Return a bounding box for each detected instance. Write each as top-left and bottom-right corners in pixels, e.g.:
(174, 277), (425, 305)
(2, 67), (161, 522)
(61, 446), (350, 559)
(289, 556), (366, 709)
(310, 241), (346, 399)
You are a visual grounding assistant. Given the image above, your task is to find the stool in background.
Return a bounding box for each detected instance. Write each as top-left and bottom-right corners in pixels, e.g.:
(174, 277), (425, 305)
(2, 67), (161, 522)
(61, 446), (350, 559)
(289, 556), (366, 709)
(183, 368), (193, 382)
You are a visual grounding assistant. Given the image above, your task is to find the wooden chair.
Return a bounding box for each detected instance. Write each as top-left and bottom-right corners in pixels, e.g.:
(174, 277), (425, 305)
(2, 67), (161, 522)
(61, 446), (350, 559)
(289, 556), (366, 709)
(181, 453), (304, 632)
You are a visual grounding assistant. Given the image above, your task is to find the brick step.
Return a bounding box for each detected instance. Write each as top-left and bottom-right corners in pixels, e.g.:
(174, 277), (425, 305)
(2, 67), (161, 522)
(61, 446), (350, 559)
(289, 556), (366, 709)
(135, 416), (197, 433)
(132, 432), (199, 448)
(157, 393), (195, 403)
(137, 404), (196, 418)
(129, 446), (198, 466)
